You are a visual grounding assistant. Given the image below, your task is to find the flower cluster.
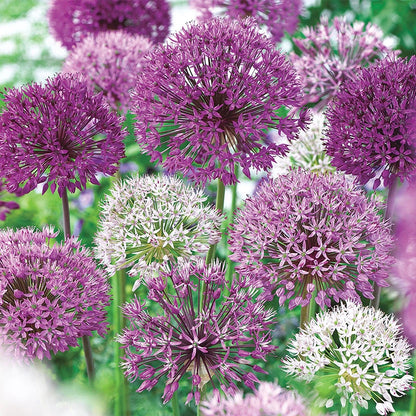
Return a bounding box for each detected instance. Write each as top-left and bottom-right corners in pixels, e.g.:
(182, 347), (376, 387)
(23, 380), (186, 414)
(325, 56), (416, 188)
(48, 0), (170, 49)
(228, 170), (394, 308)
(132, 17), (308, 186)
(94, 175), (223, 290)
(0, 227), (110, 360)
(283, 301), (413, 416)
(118, 260), (275, 404)
(0, 181), (19, 221)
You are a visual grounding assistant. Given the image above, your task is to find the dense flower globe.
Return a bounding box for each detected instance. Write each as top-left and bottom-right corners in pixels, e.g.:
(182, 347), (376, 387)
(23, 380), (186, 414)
(94, 175), (223, 290)
(191, 0), (302, 43)
(63, 31), (153, 112)
(228, 170), (394, 309)
(0, 181), (19, 221)
(118, 260), (275, 404)
(0, 73), (126, 197)
(283, 301), (413, 416)
(0, 227), (110, 360)
(132, 17), (308, 186)
(291, 16), (393, 109)
(48, 0), (170, 49)
(325, 56), (416, 188)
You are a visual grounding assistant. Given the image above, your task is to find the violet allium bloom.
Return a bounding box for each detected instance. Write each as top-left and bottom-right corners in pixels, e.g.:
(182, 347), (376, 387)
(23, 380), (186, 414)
(228, 170), (394, 309)
(48, 0), (170, 49)
(63, 31), (153, 112)
(283, 301), (413, 416)
(0, 181), (19, 221)
(190, 0), (302, 43)
(0, 227), (110, 360)
(118, 259), (276, 404)
(325, 56), (416, 188)
(291, 16), (394, 109)
(0, 73), (126, 197)
(132, 17), (308, 186)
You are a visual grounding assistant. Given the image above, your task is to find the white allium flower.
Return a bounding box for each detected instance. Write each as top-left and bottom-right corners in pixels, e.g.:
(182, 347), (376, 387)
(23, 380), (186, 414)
(283, 300), (413, 416)
(95, 174), (223, 290)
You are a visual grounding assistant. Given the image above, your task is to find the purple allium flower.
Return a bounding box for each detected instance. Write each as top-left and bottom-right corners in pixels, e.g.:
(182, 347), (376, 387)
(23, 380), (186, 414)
(190, 0), (302, 44)
(325, 56), (416, 188)
(228, 170), (394, 309)
(117, 259), (276, 404)
(0, 227), (110, 360)
(0, 73), (126, 197)
(291, 16), (394, 109)
(63, 31), (153, 112)
(48, 0), (170, 49)
(0, 181), (19, 221)
(132, 17), (308, 186)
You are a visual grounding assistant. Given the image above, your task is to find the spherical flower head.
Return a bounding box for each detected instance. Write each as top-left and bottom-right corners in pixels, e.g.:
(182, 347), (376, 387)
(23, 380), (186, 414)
(291, 16), (395, 109)
(0, 181), (19, 221)
(48, 0), (170, 49)
(63, 31), (153, 112)
(0, 73), (126, 197)
(117, 259), (276, 404)
(283, 300), (413, 416)
(0, 227), (110, 360)
(190, 0), (302, 43)
(228, 169), (394, 309)
(132, 17), (308, 186)
(94, 174), (224, 290)
(325, 56), (416, 188)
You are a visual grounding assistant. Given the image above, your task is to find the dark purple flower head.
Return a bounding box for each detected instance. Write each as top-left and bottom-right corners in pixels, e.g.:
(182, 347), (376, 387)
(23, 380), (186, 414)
(48, 0), (170, 49)
(132, 17), (308, 186)
(117, 259), (275, 404)
(0, 73), (126, 197)
(228, 170), (394, 309)
(0, 181), (19, 221)
(0, 227), (110, 360)
(325, 56), (416, 188)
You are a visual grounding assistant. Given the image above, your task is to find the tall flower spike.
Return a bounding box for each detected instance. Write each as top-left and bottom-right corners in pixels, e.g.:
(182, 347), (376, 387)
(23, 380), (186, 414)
(291, 16), (395, 109)
(0, 227), (110, 360)
(94, 174), (224, 290)
(132, 17), (308, 186)
(117, 259), (276, 404)
(0, 73), (126, 197)
(228, 169), (394, 309)
(283, 300), (413, 416)
(325, 56), (416, 188)
(63, 31), (153, 112)
(48, 0), (170, 49)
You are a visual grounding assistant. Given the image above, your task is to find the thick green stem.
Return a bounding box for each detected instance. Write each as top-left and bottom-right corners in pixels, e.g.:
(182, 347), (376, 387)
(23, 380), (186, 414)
(225, 170), (238, 291)
(299, 302), (311, 330)
(172, 390), (180, 416)
(410, 353), (416, 416)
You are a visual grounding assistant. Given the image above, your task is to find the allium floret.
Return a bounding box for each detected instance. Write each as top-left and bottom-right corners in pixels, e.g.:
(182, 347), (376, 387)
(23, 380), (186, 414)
(0, 73), (126, 197)
(117, 259), (276, 404)
(0, 181), (19, 221)
(228, 169), (394, 309)
(0, 227), (110, 360)
(132, 17), (308, 186)
(283, 300), (413, 416)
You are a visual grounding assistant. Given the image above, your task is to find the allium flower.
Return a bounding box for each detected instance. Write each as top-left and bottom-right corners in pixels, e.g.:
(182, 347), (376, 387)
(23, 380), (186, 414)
(48, 0), (170, 49)
(118, 260), (276, 404)
(0, 181), (19, 221)
(190, 0), (302, 43)
(283, 300), (413, 416)
(291, 16), (394, 109)
(63, 31), (153, 112)
(228, 170), (394, 309)
(132, 17), (308, 186)
(0, 73), (126, 197)
(0, 227), (110, 360)
(325, 56), (416, 188)
(94, 175), (223, 289)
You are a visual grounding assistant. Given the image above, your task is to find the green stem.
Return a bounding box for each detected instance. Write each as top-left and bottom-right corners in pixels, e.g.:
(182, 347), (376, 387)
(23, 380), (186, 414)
(410, 353), (416, 416)
(299, 302), (311, 330)
(172, 390), (180, 416)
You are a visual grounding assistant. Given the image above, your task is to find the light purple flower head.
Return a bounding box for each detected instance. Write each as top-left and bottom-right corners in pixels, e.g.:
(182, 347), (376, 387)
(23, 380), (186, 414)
(228, 169), (394, 309)
(291, 16), (394, 110)
(0, 182), (19, 221)
(132, 17), (308, 186)
(48, 0), (170, 49)
(325, 56), (416, 188)
(0, 73), (126, 197)
(0, 227), (110, 360)
(117, 259), (276, 404)
(191, 0), (302, 43)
